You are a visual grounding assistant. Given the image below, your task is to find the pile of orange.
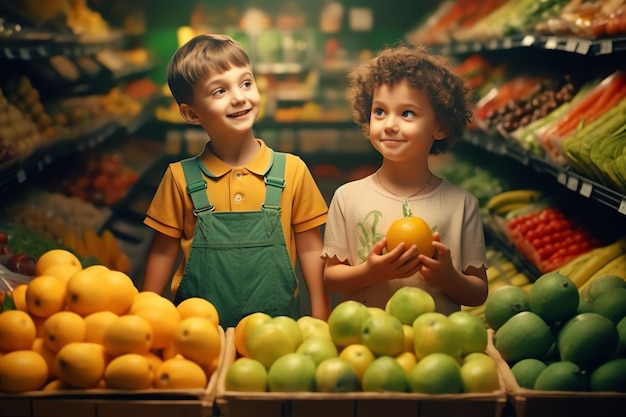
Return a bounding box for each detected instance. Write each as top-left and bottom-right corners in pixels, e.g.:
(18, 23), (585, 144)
(0, 249), (222, 393)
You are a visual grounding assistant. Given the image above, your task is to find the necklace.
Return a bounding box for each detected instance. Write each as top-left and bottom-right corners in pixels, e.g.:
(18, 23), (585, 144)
(376, 170), (433, 204)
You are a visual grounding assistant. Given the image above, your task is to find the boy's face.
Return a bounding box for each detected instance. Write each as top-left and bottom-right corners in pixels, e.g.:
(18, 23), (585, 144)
(180, 64), (260, 138)
(369, 80), (445, 162)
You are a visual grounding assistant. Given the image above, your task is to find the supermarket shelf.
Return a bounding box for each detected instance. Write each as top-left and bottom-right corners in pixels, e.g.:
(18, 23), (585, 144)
(0, 30), (127, 60)
(464, 131), (626, 216)
(438, 34), (626, 56)
(0, 95), (162, 196)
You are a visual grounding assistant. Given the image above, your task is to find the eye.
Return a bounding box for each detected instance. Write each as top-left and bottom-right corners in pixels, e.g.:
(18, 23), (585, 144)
(242, 80), (253, 89)
(373, 108), (385, 117)
(212, 88), (226, 96)
(402, 110), (416, 118)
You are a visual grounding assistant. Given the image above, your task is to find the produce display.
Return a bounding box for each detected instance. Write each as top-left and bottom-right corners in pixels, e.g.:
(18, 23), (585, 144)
(0, 249), (222, 393)
(409, 0), (626, 42)
(487, 265), (626, 392)
(224, 287), (500, 394)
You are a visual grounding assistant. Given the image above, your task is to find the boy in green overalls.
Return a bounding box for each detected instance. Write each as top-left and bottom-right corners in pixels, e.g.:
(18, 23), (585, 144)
(142, 34), (330, 328)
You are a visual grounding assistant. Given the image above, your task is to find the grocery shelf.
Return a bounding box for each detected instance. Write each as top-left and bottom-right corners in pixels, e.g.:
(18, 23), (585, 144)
(0, 30), (126, 60)
(0, 95), (162, 197)
(438, 34), (626, 56)
(464, 131), (626, 216)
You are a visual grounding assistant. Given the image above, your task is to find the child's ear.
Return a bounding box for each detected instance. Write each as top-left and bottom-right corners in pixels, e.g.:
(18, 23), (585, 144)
(434, 125), (448, 140)
(179, 103), (201, 125)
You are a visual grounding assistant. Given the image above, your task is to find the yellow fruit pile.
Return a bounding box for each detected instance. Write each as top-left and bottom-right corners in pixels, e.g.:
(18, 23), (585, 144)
(224, 287), (500, 394)
(63, 229), (131, 274)
(0, 249), (222, 393)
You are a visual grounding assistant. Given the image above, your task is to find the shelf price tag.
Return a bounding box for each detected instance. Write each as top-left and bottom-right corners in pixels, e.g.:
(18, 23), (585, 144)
(564, 38), (578, 52)
(502, 37), (513, 49)
(522, 35), (535, 46)
(545, 37), (558, 49)
(16, 169), (27, 184)
(579, 182), (593, 198)
(576, 40), (591, 55)
(566, 176), (579, 191)
(557, 171), (567, 185)
(598, 40), (613, 55)
(619, 199), (626, 215)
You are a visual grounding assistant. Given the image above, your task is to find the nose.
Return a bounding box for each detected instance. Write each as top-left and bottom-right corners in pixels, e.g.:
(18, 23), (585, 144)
(384, 116), (399, 133)
(231, 88), (245, 104)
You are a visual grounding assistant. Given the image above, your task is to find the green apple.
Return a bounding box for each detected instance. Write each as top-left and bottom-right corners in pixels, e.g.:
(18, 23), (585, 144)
(360, 313), (405, 357)
(296, 337), (338, 366)
(327, 300), (371, 348)
(362, 356), (408, 392)
(448, 310), (488, 356)
(460, 352), (500, 393)
(297, 316), (332, 341)
(225, 357), (267, 392)
(412, 312), (463, 360)
(385, 287), (436, 325)
(315, 357), (360, 392)
(408, 352), (462, 394)
(271, 316), (303, 349)
(267, 353), (316, 392)
(246, 322), (296, 370)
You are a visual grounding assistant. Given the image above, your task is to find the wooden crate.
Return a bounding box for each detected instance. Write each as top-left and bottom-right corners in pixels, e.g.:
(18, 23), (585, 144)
(0, 326), (225, 417)
(487, 329), (626, 417)
(215, 328), (507, 417)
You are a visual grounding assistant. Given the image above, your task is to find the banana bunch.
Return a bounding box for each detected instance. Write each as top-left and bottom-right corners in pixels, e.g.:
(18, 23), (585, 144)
(62, 228), (131, 274)
(485, 189), (543, 217)
(462, 249), (531, 319)
(557, 237), (626, 290)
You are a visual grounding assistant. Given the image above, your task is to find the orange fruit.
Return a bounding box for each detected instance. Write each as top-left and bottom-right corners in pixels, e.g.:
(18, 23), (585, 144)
(130, 294), (178, 317)
(0, 350), (48, 393)
(173, 317), (222, 367)
(41, 263), (83, 287)
(104, 353), (154, 390)
(25, 275), (67, 318)
(133, 307), (180, 350)
(386, 215), (434, 257)
(103, 315), (153, 357)
(132, 291), (162, 304)
(0, 309), (37, 352)
(99, 270), (138, 315)
(10, 284), (28, 312)
(31, 337), (57, 381)
(35, 249), (82, 277)
(176, 297), (220, 326)
(143, 351), (163, 375)
(161, 342), (179, 360)
(153, 357), (207, 389)
(42, 379), (69, 391)
(42, 311), (86, 353)
(83, 311), (119, 345)
(65, 265), (111, 316)
(234, 312), (271, 357)
(55, 342), (107, 389)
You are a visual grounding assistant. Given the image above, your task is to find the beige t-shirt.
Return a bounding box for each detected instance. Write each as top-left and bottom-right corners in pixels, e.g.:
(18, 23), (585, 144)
(321, 173), (486, 315)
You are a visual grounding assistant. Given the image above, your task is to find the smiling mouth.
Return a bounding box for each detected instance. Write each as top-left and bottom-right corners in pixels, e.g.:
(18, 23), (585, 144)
(229, 109), (250, 118)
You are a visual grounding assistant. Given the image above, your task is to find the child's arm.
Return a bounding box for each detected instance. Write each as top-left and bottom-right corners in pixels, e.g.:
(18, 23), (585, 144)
(295, 227), (330, 321)
(417, 232), (488, 307)
(324, 237), (421, 293)
(142, 232), (180, 295)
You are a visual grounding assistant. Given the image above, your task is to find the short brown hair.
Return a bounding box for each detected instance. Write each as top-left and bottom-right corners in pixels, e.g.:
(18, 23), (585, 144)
(167, 34), (251, 105)
(347, 41), (472, 154)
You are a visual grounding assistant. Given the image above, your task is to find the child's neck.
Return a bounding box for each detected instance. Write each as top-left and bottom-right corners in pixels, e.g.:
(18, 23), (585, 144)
(208, 136), (260, 167)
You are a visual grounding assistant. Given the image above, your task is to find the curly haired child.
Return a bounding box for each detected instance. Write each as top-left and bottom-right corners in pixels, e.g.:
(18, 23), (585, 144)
(322, 41), (488, 314)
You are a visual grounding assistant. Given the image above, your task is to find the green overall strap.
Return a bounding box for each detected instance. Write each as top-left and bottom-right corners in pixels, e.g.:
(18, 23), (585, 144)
(263, 151), (286, 211)
(181, 157), (214, 215)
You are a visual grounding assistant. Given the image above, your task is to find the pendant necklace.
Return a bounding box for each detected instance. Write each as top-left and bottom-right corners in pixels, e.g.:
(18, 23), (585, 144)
(376, 170), (433, 205)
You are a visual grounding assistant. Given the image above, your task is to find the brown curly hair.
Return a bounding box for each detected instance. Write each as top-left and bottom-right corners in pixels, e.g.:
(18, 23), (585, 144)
(347, 41), (473, 154)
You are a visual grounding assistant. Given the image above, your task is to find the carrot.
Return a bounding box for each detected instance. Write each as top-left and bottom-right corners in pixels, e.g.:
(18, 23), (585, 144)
(540, 71), (625, 142)
(552, 72), (626, 138)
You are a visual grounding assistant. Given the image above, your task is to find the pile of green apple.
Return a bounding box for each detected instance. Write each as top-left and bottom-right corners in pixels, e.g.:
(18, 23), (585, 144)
(224, 287), (500, 394)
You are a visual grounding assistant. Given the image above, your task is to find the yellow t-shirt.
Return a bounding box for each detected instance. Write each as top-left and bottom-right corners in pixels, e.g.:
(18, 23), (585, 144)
(144, 139), (328, 296)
